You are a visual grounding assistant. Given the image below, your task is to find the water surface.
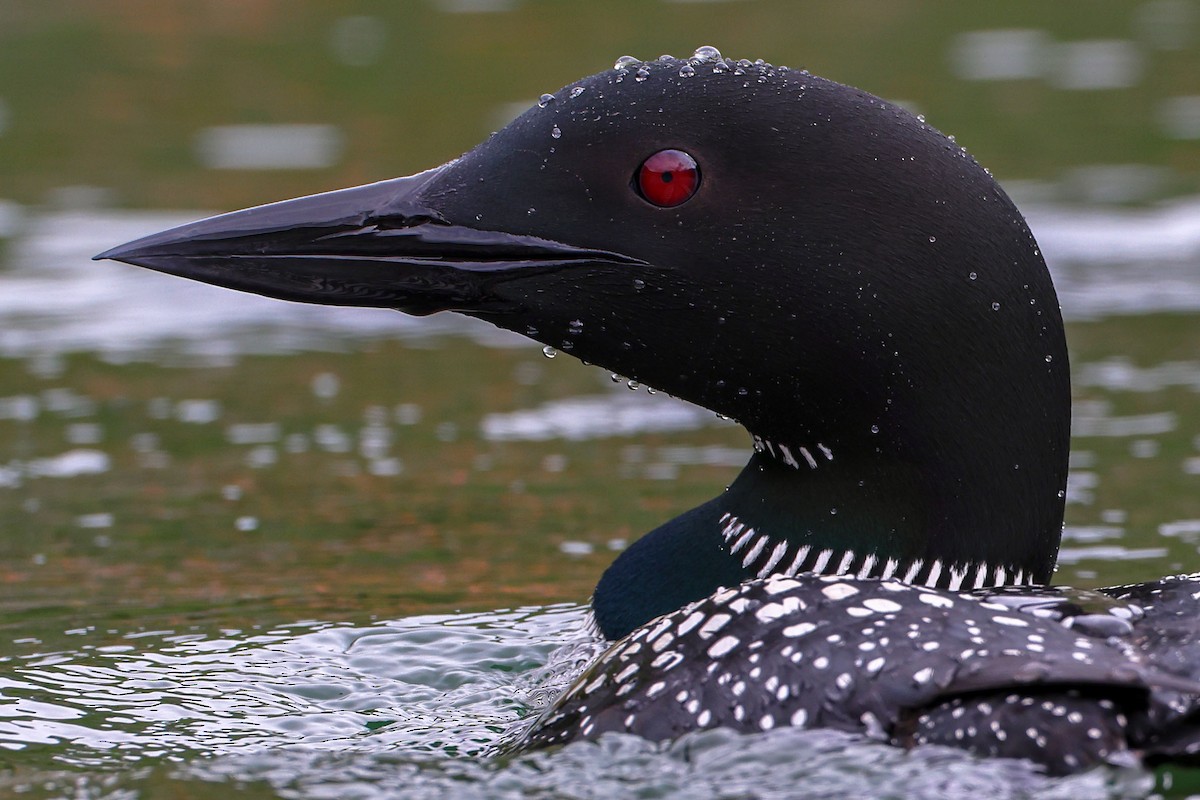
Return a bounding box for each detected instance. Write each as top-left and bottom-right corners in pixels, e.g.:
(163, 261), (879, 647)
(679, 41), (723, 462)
(0, 200), (1198, 797)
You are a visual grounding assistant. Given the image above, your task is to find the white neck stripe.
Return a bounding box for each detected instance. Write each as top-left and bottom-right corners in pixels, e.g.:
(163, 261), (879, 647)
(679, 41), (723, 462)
(718, 512), (1033, 592)
(751, 435), (834, 471)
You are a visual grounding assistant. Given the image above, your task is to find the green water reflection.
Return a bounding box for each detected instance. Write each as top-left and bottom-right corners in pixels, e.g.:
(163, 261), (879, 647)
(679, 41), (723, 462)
(1, 314), (1199, 642)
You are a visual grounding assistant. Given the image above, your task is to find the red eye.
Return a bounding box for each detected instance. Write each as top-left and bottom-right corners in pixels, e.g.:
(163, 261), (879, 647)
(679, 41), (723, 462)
(637, 149), (700, 207)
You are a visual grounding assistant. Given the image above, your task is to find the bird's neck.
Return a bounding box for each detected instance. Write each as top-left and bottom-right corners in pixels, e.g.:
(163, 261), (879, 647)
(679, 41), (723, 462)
(592, 427), (1065, 640)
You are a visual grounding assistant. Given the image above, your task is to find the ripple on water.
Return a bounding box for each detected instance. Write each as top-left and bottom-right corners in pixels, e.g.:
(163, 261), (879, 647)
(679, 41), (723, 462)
(0, 604), (598, 767)
(0, 603), (1163, 799)
(186, 725), (1155, 800)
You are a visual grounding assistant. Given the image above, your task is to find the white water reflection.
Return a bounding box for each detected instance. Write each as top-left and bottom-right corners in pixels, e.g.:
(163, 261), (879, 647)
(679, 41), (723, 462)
(195, 125), (344, 171)
(481, 393), (733, 441)
(0, 209), (524, 360)
(0, 604), (595, 765)
(2, 198), (1200, 361)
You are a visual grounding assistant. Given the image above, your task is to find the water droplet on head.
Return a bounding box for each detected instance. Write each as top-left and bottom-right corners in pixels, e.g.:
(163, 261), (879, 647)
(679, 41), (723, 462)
(830, 507), (838, 515)
(969, 271), (978, 281)
(538, 93), (555, 108)
(551, 125), (561, 139)
(928, 235), (937, 243)
(1057, 490), (1066, 498)
(632, 278), (645, 290)
(627, 380), (640, 391)
(870, 424), (880, 434)
(991, 302), (1001, 311)
(542, 346), (557, 359)
(635, 68), (650, 82)
(610, 373), (622, 383)
(1045, 355), (1053, 363)
(614, 55), (640, 70)
(570, 86), (585, 98)
(692, 45), (722, 62)
(678, 65), (696, 78)
(658, 54), (675, 62)
(916, 114), (926, 123)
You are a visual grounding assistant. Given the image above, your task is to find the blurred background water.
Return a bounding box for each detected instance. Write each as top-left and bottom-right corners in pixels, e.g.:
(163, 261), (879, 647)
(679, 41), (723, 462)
(2, 2), (1200, 798)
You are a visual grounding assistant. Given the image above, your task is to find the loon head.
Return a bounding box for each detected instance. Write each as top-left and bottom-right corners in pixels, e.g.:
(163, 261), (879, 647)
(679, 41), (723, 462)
(97, 49), (1070, 639)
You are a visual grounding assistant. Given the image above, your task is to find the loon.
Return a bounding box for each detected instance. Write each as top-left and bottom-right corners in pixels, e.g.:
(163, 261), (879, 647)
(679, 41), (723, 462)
(96, 47), (1200, 774)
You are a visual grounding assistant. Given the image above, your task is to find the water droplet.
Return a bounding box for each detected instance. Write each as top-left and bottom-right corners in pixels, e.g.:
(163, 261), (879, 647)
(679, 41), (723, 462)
(635, 68), (650, 82)
(947, 134), (957, 143)
(830, 508), (838, 515)
(1044, 354), (1053, 363)
(1057, 490), (1066, 499)
(568, 319), (584, 334)
(542, 346), (557, 359)
(928, 235), (937, 243)
(614, 55), (640, 70)
(679, 65), (696, 78)
(632, 278), (645, 290)
(551, 125), (562, 139)
(610, 373), (622, 383)
(713, 60), (730, 74)
(570, 86), (585, 98)
(692, 45), (722, 62)
(991, 302), (1001, 311)
(969, 271), (978, 281)
(627, 380), (640, 391)
(658, 54), (675, 62)
(647, 387), (656, 395)
(870, 424), (880, 434)
(916, 114), (926, 123)
(538, 93), (555, 108)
